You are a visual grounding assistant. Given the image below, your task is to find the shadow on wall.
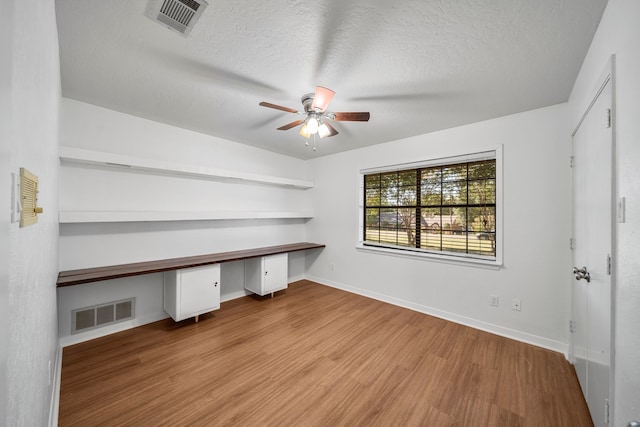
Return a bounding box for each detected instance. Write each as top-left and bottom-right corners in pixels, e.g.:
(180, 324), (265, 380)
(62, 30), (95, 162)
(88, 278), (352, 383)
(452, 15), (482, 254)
(59, 218), (310, 236)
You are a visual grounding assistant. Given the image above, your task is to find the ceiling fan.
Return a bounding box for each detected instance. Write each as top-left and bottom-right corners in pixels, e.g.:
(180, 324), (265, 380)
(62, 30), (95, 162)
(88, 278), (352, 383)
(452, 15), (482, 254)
(259, 86), (370, 150)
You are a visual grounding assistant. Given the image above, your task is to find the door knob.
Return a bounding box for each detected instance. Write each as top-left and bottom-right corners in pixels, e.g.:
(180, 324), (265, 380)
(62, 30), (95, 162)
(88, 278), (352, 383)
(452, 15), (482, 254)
(573, 266), (591, 283)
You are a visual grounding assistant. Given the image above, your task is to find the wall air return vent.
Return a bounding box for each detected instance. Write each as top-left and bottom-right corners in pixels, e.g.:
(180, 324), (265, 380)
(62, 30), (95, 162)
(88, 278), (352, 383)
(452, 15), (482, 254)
(145, 0), (208, 36)
(71, 298), (135, 334)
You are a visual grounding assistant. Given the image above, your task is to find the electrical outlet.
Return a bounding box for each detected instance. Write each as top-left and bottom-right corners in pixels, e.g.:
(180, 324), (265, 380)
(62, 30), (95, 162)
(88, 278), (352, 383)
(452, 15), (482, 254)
(512, 298), (521, 311)
(489, 295), (499, 307)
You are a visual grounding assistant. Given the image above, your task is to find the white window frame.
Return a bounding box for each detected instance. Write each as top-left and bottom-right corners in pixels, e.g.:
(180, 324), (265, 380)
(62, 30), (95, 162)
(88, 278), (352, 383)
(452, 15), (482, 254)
(356, 146), (503, 268)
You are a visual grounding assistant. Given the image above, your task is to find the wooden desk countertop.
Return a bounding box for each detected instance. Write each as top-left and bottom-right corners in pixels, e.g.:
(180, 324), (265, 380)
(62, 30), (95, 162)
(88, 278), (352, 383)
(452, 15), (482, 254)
(57, 242), (325, 287)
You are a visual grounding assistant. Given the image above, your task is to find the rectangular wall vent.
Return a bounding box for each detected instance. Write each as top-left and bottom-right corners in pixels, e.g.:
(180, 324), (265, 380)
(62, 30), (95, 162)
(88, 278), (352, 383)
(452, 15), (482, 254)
(145, 0), (208, 36)
(19, 167), (43, 227)
(72, 298), (135, 334)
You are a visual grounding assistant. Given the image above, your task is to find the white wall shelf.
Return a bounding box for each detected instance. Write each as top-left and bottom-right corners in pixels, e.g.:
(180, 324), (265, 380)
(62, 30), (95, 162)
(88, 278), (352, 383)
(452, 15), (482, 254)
(59, 146), (314, 189)
(59, 210), (314, 224)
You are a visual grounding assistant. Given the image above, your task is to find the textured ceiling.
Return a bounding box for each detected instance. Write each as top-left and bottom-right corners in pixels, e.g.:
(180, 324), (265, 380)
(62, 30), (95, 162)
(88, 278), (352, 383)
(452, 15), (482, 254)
(56, 0), (608, 159)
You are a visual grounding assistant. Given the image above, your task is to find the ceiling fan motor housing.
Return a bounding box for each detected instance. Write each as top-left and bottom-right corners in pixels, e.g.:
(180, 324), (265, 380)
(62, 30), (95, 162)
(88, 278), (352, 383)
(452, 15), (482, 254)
(258, 86), (370, 145)
(301, 93), (316, 112)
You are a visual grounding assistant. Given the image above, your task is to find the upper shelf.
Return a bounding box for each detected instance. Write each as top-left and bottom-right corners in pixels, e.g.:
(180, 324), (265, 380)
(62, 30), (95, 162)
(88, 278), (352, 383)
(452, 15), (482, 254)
(59, 146), (314, 189)
(58, 210), (314, 223)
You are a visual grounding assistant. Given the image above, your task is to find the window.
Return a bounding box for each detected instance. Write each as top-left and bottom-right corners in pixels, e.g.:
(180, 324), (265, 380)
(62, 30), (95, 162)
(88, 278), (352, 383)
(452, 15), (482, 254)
(359, 149), (501, 265)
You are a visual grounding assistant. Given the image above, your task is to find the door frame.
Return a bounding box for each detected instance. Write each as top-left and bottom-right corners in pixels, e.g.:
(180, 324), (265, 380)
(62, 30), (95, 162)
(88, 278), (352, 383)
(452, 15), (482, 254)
(569, 55), (617, 425)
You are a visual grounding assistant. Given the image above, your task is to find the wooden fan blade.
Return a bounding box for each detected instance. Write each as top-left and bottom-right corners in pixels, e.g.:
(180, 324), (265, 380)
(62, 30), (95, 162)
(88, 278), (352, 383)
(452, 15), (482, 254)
(311, 86), (335, 112)
(333, 112), (370, 122)
(332, 112), (370, 122)
(277, 120), (305, 130)
(323, 122), (339, 137)
(259, 102), (298, 114)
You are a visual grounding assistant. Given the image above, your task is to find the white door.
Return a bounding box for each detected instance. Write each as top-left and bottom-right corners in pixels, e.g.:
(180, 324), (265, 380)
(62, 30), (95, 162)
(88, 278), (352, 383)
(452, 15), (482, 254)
(571, 74), (614, 426)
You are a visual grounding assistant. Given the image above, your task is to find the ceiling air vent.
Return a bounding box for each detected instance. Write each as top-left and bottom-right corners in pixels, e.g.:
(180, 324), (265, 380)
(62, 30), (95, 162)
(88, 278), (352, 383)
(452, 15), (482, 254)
(145, 0), (208, 36)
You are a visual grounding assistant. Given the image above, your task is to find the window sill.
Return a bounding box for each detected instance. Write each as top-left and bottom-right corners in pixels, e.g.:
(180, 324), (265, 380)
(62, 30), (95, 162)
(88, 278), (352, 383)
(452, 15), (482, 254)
(356, 243), (502, 270)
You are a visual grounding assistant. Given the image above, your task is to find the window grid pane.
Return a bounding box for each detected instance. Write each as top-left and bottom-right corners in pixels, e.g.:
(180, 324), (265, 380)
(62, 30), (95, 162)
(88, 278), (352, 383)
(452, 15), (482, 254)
(364, 159), (496, 258)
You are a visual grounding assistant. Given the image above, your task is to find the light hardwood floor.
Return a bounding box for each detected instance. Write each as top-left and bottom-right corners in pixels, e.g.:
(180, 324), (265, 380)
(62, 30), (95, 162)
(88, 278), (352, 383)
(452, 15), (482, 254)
(59, 280), (593, 426)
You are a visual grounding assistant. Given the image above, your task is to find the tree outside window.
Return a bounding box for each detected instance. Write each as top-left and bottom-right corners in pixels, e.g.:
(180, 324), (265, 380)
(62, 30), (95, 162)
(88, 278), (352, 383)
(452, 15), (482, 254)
(364, 159), (496, 258)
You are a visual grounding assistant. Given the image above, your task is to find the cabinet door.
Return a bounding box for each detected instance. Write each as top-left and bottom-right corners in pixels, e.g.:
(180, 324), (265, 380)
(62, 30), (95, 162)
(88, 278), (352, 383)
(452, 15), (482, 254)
(263, 253), (288, 293)
(180, 265), (220, 316)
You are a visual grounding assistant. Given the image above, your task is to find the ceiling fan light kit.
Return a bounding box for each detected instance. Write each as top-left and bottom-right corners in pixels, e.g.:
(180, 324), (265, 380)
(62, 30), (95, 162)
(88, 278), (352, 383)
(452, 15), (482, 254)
(317, 123), (331, 138)
(306, 116), (319, 134)
(259, 86), (370, 151)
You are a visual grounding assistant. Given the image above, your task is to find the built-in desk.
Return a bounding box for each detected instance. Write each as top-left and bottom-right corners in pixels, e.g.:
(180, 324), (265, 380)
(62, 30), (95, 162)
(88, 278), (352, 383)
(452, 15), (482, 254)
(56, 242), (325, 287)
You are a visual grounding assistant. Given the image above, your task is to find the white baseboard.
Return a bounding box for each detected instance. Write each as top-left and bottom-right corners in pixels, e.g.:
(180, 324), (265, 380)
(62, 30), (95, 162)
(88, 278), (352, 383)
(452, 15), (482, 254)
(219, 276), (308, 303)
(288, 274), (306, 283)
(305, 274), (568, 356)
(48, 345), (62, 427)
(221, 290), (250, 303)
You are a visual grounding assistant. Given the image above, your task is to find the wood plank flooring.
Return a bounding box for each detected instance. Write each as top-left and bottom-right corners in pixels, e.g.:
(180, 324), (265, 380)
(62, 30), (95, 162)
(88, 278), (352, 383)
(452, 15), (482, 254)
(59, 280), (593, 426)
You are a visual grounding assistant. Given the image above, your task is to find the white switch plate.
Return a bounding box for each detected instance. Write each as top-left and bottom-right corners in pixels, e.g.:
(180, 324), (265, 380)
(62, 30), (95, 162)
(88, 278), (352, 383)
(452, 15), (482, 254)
(489, 295), (499, 307)
(617, 197), (625, 223)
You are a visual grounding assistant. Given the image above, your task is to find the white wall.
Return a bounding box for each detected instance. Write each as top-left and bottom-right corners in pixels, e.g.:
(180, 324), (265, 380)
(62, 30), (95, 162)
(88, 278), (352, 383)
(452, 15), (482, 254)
(306, 103), (571, 353)
(2, 0), (61, 425)
(0, 0), (13, 421)
(58, 99), (312, 344)
(568, 0), (640, 424)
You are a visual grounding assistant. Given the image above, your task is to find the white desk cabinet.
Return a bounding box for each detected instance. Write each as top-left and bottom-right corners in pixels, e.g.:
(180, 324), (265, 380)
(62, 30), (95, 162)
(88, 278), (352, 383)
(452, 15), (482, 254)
(244, 253), (288, 296)
(164, 264), (220, 322)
